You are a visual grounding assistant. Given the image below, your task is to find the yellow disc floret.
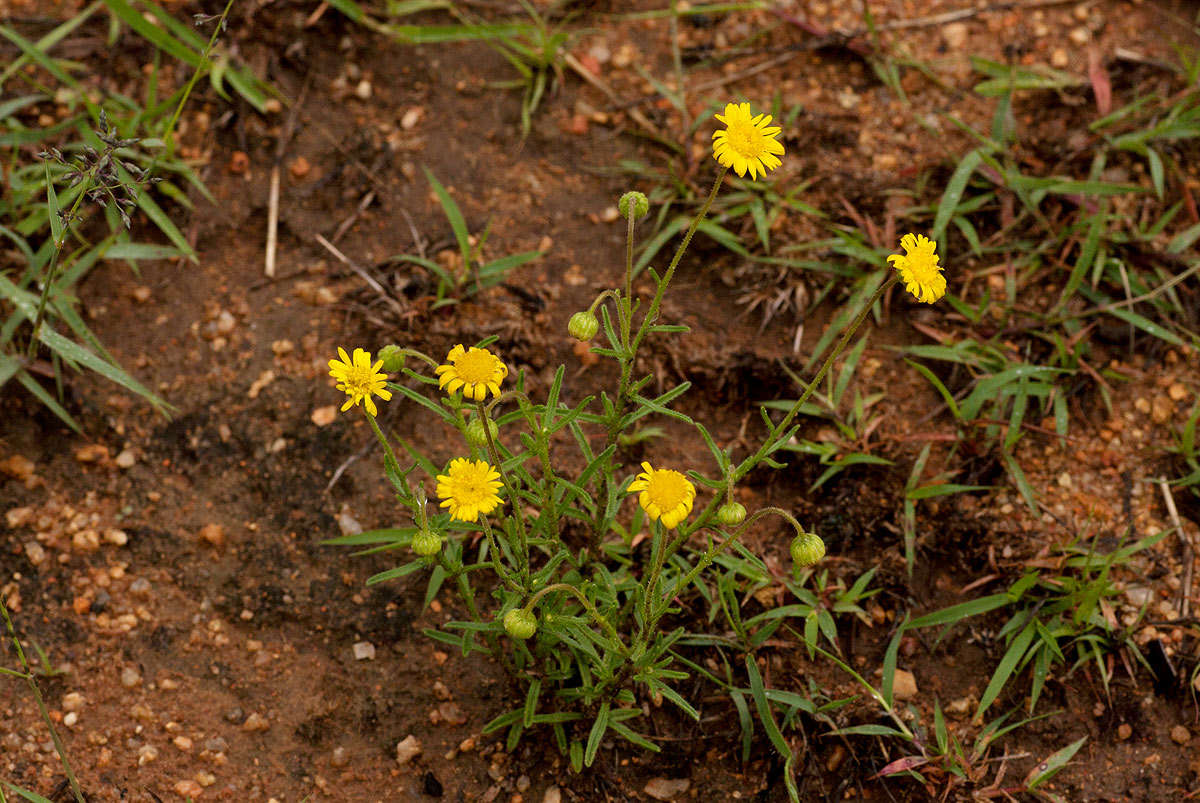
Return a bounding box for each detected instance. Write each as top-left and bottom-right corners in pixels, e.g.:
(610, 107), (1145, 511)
(328, 347), (393, 417)
(711, 102), (785, 180)
(436, 344), (508, 401)
(628, 462), (696, 529)
(887, 233), (946, 304)
(436, 458), (504, 522)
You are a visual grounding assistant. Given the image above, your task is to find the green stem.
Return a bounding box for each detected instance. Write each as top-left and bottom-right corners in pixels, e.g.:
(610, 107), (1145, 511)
(1, 598), (85, 803)
(476, 400), (530, 584)
(480, 517), (523, 593)
(524, 583), (628, 653)
(365, 410), (404, 482)
(682, 273), (898, 537)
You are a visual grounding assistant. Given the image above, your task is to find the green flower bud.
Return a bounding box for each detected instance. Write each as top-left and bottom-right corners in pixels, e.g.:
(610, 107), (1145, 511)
(502, 608), (537, 640)
(715, 501), (747, 527)
(377, 344), (406, 373)
(568, 311), (600, 342)
(790, 531), (826, 567)
(618, 191), (649, 220)
(465, 417), (499, 448)
(411, 529), (443, 556)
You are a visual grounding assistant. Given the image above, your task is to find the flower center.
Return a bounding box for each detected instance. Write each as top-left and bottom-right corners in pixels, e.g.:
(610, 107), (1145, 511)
(453, 467), (492, 502)
(646, 470), (690, 510)
(455, 350), (497, 384)
(341, 363), (376, 394)
(906, 244), (939, 281)
(727, 123), (763, 158)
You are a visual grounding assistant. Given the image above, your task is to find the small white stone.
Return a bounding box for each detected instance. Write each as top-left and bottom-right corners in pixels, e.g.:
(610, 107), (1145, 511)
(395, 734), (422, 766)
(353, 641), (376, 661)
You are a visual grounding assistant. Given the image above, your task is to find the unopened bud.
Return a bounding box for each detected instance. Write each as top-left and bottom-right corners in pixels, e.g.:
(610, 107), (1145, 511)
(618, 191), (649, 220)
(568, 311), (600, 342)
(790, 531), (826, 567)
(502, 608), (537, 640)
(411, 529), (443, 556)
(715, 502), (747, 527)
(377, 344), (406, 372)
(465, 417), (499, 448)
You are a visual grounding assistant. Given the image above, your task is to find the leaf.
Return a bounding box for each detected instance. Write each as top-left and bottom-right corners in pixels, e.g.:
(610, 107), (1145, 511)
(584, 701), (610, 767)
(38, 327), (168, 413)
(931, 149), (983, 245)
(423, 166), (472, 266)
(1025, 736), (1087, 790)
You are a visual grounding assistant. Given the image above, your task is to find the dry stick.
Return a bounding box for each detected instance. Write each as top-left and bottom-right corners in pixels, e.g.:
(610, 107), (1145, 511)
(1159, 479), (1195, 618)
(332, 190), (376, 245)
(562, 52), (680, 152)
(313, 233), (406, 317)
(265, 80), (310, 277)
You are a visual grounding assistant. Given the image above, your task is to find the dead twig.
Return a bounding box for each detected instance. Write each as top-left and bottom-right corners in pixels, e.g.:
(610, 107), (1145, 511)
(331, 190), (376, 245)
(1159, 479), (1195, 618)
(314, 233), (406, 317)
(265, 78), (310, 277)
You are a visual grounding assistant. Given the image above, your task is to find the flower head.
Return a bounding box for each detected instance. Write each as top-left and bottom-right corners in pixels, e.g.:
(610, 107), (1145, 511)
(790, 531), (826, 567)
(568, 311), (599, 342)
(411, 529), (443, 556)
(436, 344), (508, 401)
(436, 458), (503, 522)
(328, 347), (393, 417)
(628, 462), (696, 529)
(711, 102), (785, 180)
(887, 233), (945, 304)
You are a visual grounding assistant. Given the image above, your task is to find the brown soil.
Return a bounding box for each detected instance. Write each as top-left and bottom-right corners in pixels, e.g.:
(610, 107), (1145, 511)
(4, 1), (1200, 801)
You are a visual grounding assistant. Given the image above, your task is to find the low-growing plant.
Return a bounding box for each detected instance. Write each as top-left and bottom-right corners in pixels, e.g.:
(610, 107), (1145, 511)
(326, 103), (948, 796)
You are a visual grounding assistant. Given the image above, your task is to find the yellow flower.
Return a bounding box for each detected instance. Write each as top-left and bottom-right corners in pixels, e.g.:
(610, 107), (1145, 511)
(436, 344), (508, 401)
(628, 462), (696, 529)
(328, 347), (393, 417)
(711, 102), (785, 180)
(887, 233), (946, 303)
(437, 458), (504, 522)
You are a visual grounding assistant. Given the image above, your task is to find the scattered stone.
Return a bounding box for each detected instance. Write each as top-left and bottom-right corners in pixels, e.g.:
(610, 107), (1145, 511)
(137, 744), (159, 765)
(353, 641), (376, 661)
(401, 107), (424, 130)
(1172, 725), (1191, 745)
(199, 524), (225, 548)
(131, 285), (152, 303)
(0, 455), (35, 480)
(247, 370), (275, 399)
(1069, 27), (1089, 45)
(331, 746), (349, 767)
(173, 736), (194, 752)
(24, 542), (46, 566)
(893, 669), (918, 701)
(600, 206), (620, 223)
(311, 406), (338, 427)
(242, 712), (270, 732)
(74, 444), (108, 463)
(338, 512), (363, 537)
(289, 157), (311, 179)
(173, 780), (203, 798)
(1051, 48), (1069, 68)
(121, 667), (142, 688)
(941, 22), (968, 50)
(516, 775), (530, 792)
(129, 578), (151, 597)
(542, 787), (562, 803)
(396, 734), (422, 766)
(115, 449), (137, 469)
(271, 339), (295, 356)
(1117, 723), (1133, 740)
(61, 692), (84, 711)
(1125, 586), (1153, 607)
(432, 680), (451, 701)
(195, 771), (217, 788)
(104, 528), (128, 546)
(458, 737), (476, 752)
(6, 506), (33, 527)
(203, 737), (228, 753)
(437, 702), (467, 725)
(63, 712), (78, 727)
(1169, 383), (1189, 401)
(72, 529), (100, 552)
(643, 777), (691, 801)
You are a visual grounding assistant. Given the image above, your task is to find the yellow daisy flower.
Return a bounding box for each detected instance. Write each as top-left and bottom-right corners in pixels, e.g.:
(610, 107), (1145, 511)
(887, 233), (946, 304)
(711, 102), (785, 180)
(436, 458), (504, 522)
(628, 462), (696, 529)
(436, 344), (508, 401)
(328, 347), (393, 417)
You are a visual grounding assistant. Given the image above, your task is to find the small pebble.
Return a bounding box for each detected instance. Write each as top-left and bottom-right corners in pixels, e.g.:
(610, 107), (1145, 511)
(542, 787), (562, 803)
(1117, 723), (1133, 740)
(353, 641), (376, 661)
(396, 734), (422, 766)
(223, 707), (244, 725)
(195, 771), (217, 788)
(173, 736), (194, 752)
(62, 692), (85, 712)
(121, 667), (142, 688)
(311, 406), (338, 427)
(199, 523), (225, 548)
(331, 746), (349, 767)
(1172, 725), (1191, 745)
(242, 712), (270, 732)
(137, 744), (159, 765)
(115, 449), (136, 469)
(173, 780), (203, 798)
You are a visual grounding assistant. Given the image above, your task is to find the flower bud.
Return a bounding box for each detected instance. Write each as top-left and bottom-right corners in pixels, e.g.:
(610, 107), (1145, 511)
(465, 417), (499, 448)
(411, 529), (443, 556)
(568, 311), (600, 342)
(618, 191), (649, 220)
(715, 501), (746, 527)
(377, 344), (406, 373)
(502, 608), (537, 640)
(790, 531), (826, 567)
